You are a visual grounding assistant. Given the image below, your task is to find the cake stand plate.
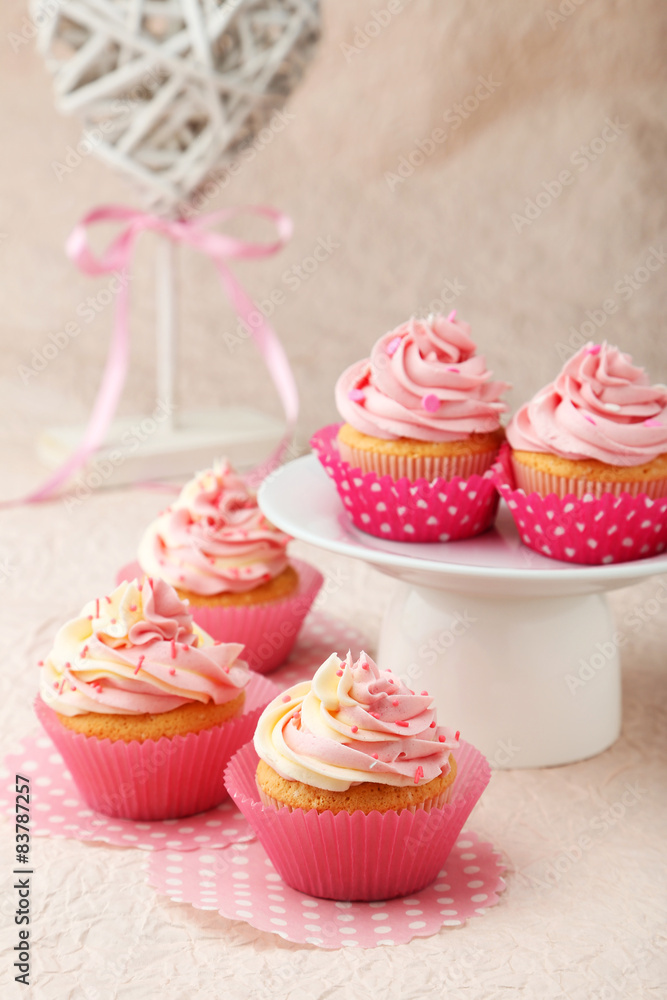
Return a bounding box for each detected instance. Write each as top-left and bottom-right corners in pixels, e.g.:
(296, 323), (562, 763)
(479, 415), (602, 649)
(258, 456), (667, 768)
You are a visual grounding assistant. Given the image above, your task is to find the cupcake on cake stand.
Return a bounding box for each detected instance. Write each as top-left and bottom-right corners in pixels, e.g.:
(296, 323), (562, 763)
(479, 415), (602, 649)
(259, 454), (667, 768)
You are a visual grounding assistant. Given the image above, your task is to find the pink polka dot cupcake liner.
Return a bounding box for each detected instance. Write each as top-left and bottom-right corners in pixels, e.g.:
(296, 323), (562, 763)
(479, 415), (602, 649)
(34, 674), (280, 822)
(224, 739), (491, 902)
(493, 444), (667, 565)
(117, 559), (324, 674)
(310, 424), (500, 543)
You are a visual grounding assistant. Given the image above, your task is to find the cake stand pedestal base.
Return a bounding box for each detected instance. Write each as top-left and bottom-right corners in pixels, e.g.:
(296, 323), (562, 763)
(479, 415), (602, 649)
(377, 584), (620, 769)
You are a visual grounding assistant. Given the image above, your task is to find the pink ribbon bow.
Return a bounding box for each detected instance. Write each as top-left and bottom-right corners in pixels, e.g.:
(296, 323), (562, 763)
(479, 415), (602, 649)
(18, 204), (298, 504)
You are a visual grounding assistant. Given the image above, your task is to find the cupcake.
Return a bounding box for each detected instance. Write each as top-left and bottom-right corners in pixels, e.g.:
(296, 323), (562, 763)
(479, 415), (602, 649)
(335, 313), (509, 481)
(225, 651), (491, 900)
(129, 460), (323, 672)
(495, 342), (667, 564)
(35, 577), (272, 820)
(506, 342), (667, 499)
(311, 314), (509, 542)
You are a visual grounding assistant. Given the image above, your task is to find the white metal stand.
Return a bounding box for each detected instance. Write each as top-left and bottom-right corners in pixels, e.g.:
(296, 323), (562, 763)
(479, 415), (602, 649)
(37, 238), (288, 485)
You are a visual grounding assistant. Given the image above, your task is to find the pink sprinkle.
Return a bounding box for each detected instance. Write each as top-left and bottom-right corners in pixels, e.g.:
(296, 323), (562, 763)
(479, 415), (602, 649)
(129, 604), (137, 612)
(134, 655), (145, 676)
(169, 668), (176, 676)
(82, 646), (88, 658)
(396, 720), (409, 728)
(351, 725), (358, 733)
(447, 366), (460, 373)
(87, 615), (93, 620)
(171, 639), (176, 659)
(587, 344), (601, 355)
(388, 678), (395, 684)
(37, 660), (44, 667)
(95, 599), (99, 618)
(438, 735), (446, 742)
(348, 388), (365, 402)
(447, 309), (457, 321)
(224, 666), (230, 673)
(336, 670), (344, 677)
(53, 681), (58, 688)
(361, 661), (369, 670)
(430, 721), (436, 728)
(583, 414), (596, 425)
(282, 694), (291, 703)
(455, 730), (460, 740)
(370, 712), (380, 719)
(105, 595), (112, 604)
(110, 618), (116, 625)
(386, 336), (402, 357)
(645, 418), (662, 427)
(414, 765), (424, 784)
(420, 690), (429, 696)
(372, 753), (379, 759)
(392, 699), (399, 707)
(422, 393), (440, 413)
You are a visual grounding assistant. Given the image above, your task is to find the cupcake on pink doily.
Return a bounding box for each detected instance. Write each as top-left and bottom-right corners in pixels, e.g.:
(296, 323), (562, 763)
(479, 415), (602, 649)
(119, 460), (322, 672)
(226, 650), (490, 901)
(35, 578), (276, 820)
(312, 313), (509, 542)
(497, 342), (667, 564)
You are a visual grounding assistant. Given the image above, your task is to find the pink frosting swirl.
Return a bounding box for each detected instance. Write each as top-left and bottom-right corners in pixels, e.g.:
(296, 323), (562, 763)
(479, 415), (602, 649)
(254, 651), (459, 791)
(507, 342), (667, 466)
(138, 460), (291, 595)
(40, 579), (250, 717)
(335, 314), (509, 442)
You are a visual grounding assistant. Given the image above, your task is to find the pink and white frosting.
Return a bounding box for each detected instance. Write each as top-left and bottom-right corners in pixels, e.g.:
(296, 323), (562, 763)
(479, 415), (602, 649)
(507, 342), (667, 466)
(138, 460), (291, 596)
(40, 579), (249, 717)
(254, 651), (459, 791)
(335, 313), (509, 442)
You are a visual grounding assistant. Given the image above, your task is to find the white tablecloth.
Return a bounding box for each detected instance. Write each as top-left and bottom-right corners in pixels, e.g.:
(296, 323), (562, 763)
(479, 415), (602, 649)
(1, 486), (666, 999)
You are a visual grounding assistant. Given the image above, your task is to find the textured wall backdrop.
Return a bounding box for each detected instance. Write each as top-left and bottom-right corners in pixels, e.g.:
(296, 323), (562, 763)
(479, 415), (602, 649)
(1, 0), (666, 493)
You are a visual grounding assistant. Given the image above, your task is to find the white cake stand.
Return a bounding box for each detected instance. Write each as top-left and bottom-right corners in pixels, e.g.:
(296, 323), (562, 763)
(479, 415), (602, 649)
(259, 456), (667, 769)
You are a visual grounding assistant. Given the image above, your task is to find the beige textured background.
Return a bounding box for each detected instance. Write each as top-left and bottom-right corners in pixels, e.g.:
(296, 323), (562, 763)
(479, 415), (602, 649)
(1, 0), (667, 491)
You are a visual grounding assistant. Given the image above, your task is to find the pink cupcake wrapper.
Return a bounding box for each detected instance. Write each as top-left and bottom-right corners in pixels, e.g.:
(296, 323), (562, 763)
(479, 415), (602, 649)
(494, 443), (667, 565)
(311, 423), (499, 543)
(34, 674), (280, 821)
(337, 439), (498, 481)
(510, 455), (667, 500)
(117, 559), (324, 674)
(224, 740), (491, 901)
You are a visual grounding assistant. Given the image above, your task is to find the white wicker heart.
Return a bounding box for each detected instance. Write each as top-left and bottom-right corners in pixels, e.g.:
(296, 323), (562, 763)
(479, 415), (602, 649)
(32, 0), (321, 209)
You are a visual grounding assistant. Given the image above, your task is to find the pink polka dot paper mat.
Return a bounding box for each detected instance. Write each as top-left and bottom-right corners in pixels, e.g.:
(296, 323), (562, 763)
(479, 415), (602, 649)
(0, 612), (371, 852)
(145, 832), (506, 948)
(0, 736), (255, 851)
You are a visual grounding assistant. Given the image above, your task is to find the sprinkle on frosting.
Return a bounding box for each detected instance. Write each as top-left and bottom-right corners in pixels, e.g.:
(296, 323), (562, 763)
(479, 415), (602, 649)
(254, 650), (459, 791)
(506, 342), (667, 466)
(335, 314), (509, 442)
(138, 459), (291, 597)
(40, 579), (249, 717)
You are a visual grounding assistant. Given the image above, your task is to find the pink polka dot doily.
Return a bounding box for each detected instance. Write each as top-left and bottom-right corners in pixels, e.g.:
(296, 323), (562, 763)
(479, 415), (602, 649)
(0, 612), (371, 851)
(0, 736), (256, 851)
(145, 832), (506, 948)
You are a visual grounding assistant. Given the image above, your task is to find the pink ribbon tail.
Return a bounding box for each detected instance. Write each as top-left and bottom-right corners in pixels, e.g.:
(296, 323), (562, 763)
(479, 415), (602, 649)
(4, 205), (297, 506)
